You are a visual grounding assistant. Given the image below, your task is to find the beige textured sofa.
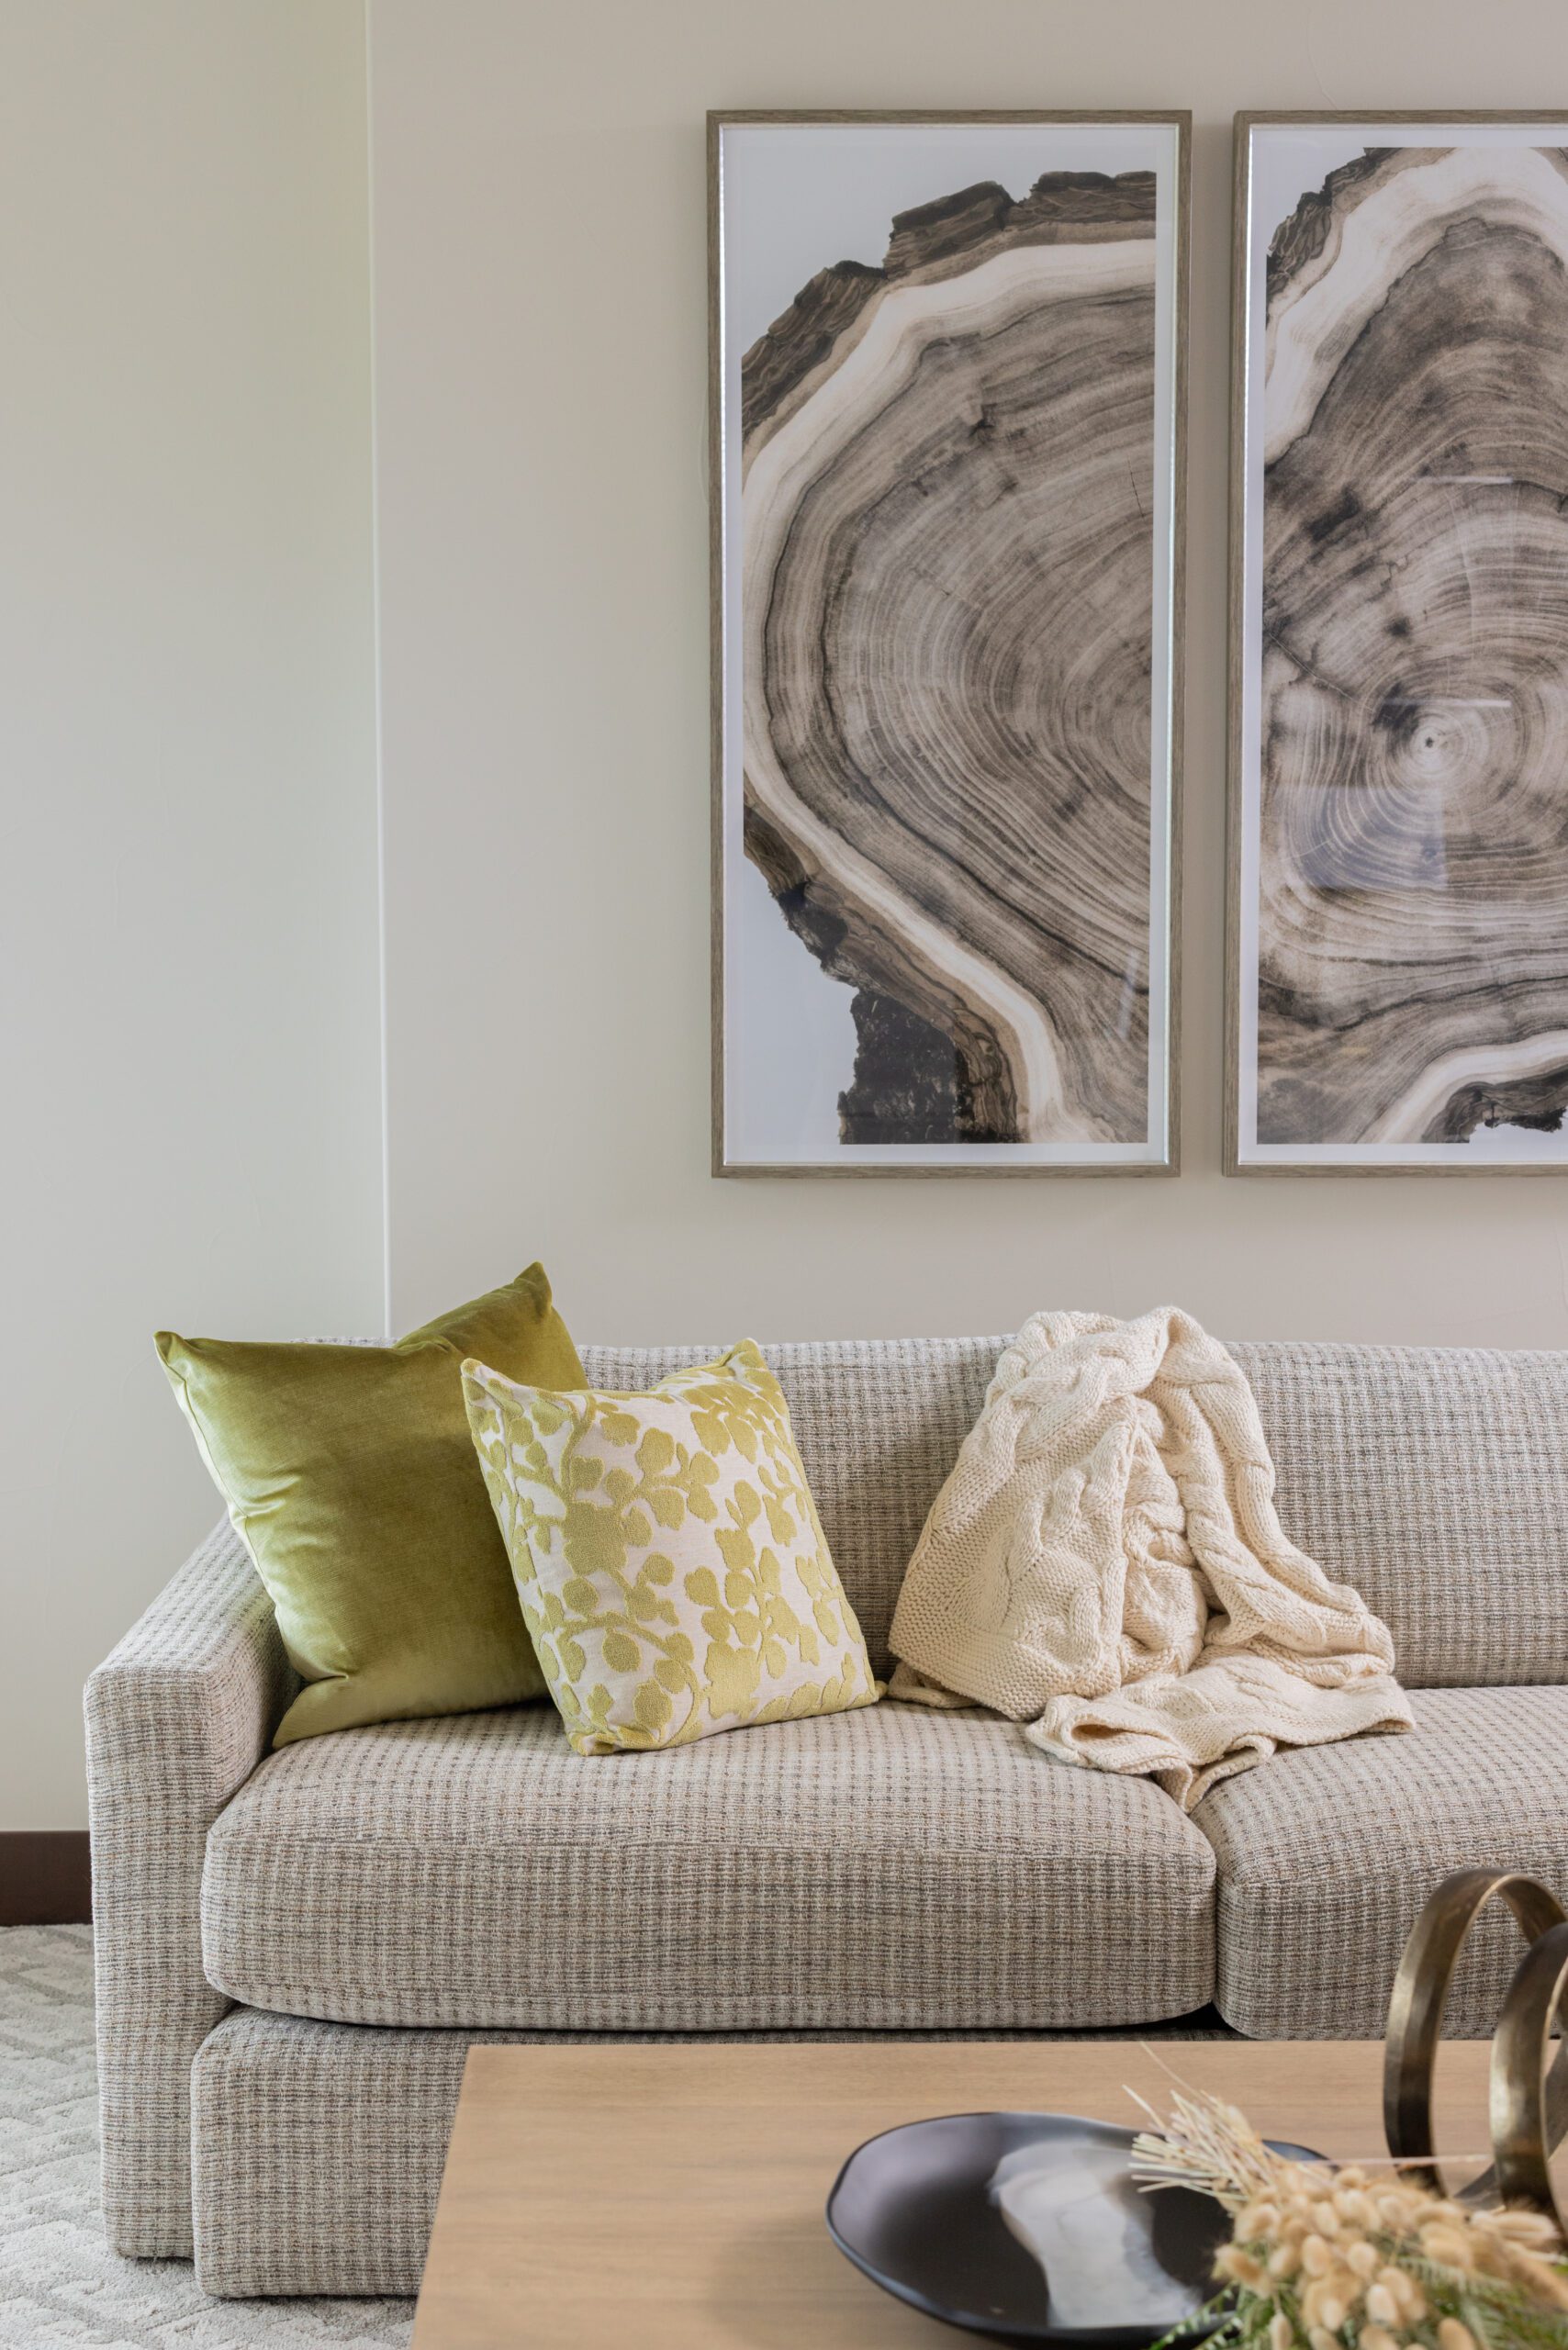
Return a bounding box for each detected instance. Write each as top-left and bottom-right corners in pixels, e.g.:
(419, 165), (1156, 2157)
(86, 1336), (1568, 2298)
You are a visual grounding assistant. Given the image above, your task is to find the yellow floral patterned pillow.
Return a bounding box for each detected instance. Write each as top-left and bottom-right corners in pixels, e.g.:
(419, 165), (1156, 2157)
(462, 1341), (879, 1753)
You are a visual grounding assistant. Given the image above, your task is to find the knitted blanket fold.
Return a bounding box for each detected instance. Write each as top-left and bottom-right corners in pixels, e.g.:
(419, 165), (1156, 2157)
(889, 1308), (1413, 1809)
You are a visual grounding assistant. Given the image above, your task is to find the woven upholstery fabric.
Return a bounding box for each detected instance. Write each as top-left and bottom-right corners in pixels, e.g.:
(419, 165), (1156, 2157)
(578, 1340), (1002, 1675)
(87, 1332), (1568, 2274)
(584, 1338), (1568, 1689)
(201, 1700), (1216, 2031)
(189, 2007), (1236, 2297)
(1226, 1340), (1568, 1687)
(84, 1522), (294, 2258)
(1197, 1685), (1568, 2037)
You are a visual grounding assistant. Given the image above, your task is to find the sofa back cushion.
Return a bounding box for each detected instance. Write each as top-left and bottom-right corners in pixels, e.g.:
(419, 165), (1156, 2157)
(1226, 1340), (1568, 1688)
(579, 1337), (1568, 1688)
(578, 1341), (1002, 1677)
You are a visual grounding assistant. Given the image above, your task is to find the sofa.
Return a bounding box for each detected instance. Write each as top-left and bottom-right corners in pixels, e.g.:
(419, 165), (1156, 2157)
(86, 1335), (1568, 2298)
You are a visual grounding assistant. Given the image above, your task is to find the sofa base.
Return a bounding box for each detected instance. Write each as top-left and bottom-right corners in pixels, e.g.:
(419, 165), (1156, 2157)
(188, 2005), (1234, 2296)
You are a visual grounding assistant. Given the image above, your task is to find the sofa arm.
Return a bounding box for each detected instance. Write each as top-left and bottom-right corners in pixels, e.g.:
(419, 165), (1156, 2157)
(84, 1519), (295, 2259)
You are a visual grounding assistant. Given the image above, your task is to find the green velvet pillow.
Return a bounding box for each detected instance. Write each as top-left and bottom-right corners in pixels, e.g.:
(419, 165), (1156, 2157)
(157, 1265), (585, 1744)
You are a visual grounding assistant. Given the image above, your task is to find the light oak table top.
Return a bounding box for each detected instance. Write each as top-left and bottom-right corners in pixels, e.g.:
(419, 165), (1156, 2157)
(411, 2037), (1496, 2349)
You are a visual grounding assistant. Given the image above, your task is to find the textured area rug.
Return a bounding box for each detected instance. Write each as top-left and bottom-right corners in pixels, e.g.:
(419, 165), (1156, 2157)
(0, 1927), (412, 2347)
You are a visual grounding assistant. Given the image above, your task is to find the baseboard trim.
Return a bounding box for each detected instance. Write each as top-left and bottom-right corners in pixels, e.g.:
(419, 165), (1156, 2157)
(1, 1831), (92, 1925)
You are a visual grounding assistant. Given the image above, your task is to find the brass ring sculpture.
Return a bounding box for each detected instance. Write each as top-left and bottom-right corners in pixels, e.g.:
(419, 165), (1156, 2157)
(1492, 1919), (1568, 2221)
(1383, 1866), (1568, 2219)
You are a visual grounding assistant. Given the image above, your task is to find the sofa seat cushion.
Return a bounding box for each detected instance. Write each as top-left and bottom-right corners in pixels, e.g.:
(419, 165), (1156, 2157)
(1196, 1686), (1568, 2037)
(202, 1704), (1216, 2030)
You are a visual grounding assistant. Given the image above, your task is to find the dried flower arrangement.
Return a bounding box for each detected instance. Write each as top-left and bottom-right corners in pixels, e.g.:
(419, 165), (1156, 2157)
(1132, 2091), (1568, 2350)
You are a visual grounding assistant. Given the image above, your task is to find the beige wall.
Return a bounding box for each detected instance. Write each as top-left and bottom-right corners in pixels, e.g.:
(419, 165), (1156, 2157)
(1, 3), (383, 1828)
(12, 0), (1567, 1828)
(368, 0), (1568, 1354)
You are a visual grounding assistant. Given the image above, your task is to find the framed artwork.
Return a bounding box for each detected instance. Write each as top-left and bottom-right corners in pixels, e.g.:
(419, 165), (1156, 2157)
(710, 111), (1189, 1176)
(1228, 115), (1568, 1173)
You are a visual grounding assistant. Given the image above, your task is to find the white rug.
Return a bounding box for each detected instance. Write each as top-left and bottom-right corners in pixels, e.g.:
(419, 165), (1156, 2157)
(0, 1927), (411, 2348)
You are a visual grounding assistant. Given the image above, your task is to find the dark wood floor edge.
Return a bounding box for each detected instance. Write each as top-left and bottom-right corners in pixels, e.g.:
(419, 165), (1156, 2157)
(1, 1830), (92, 1925)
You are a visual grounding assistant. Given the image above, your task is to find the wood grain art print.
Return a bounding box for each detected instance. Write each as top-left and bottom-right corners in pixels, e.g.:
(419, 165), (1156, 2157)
(1231, 118), (1568, 1171)
(712, 116), (1187, 1173)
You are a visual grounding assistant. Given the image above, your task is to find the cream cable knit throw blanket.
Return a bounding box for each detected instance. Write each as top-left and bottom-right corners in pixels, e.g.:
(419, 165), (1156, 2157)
(889, 1308), (1412, 1808)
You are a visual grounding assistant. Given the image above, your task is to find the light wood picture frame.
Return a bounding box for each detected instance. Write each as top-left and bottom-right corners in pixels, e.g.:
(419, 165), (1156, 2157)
(1227, 113), (1568, 1174)
(711, 110), (1190, 1177)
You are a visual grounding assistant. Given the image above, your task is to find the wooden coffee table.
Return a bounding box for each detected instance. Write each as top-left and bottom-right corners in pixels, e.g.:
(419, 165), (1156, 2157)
(411, 2037), (1494, 2347)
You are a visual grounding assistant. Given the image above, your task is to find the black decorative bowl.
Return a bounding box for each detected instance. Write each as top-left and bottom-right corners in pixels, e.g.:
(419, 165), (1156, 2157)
(826, 2111), (1319, 2346)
